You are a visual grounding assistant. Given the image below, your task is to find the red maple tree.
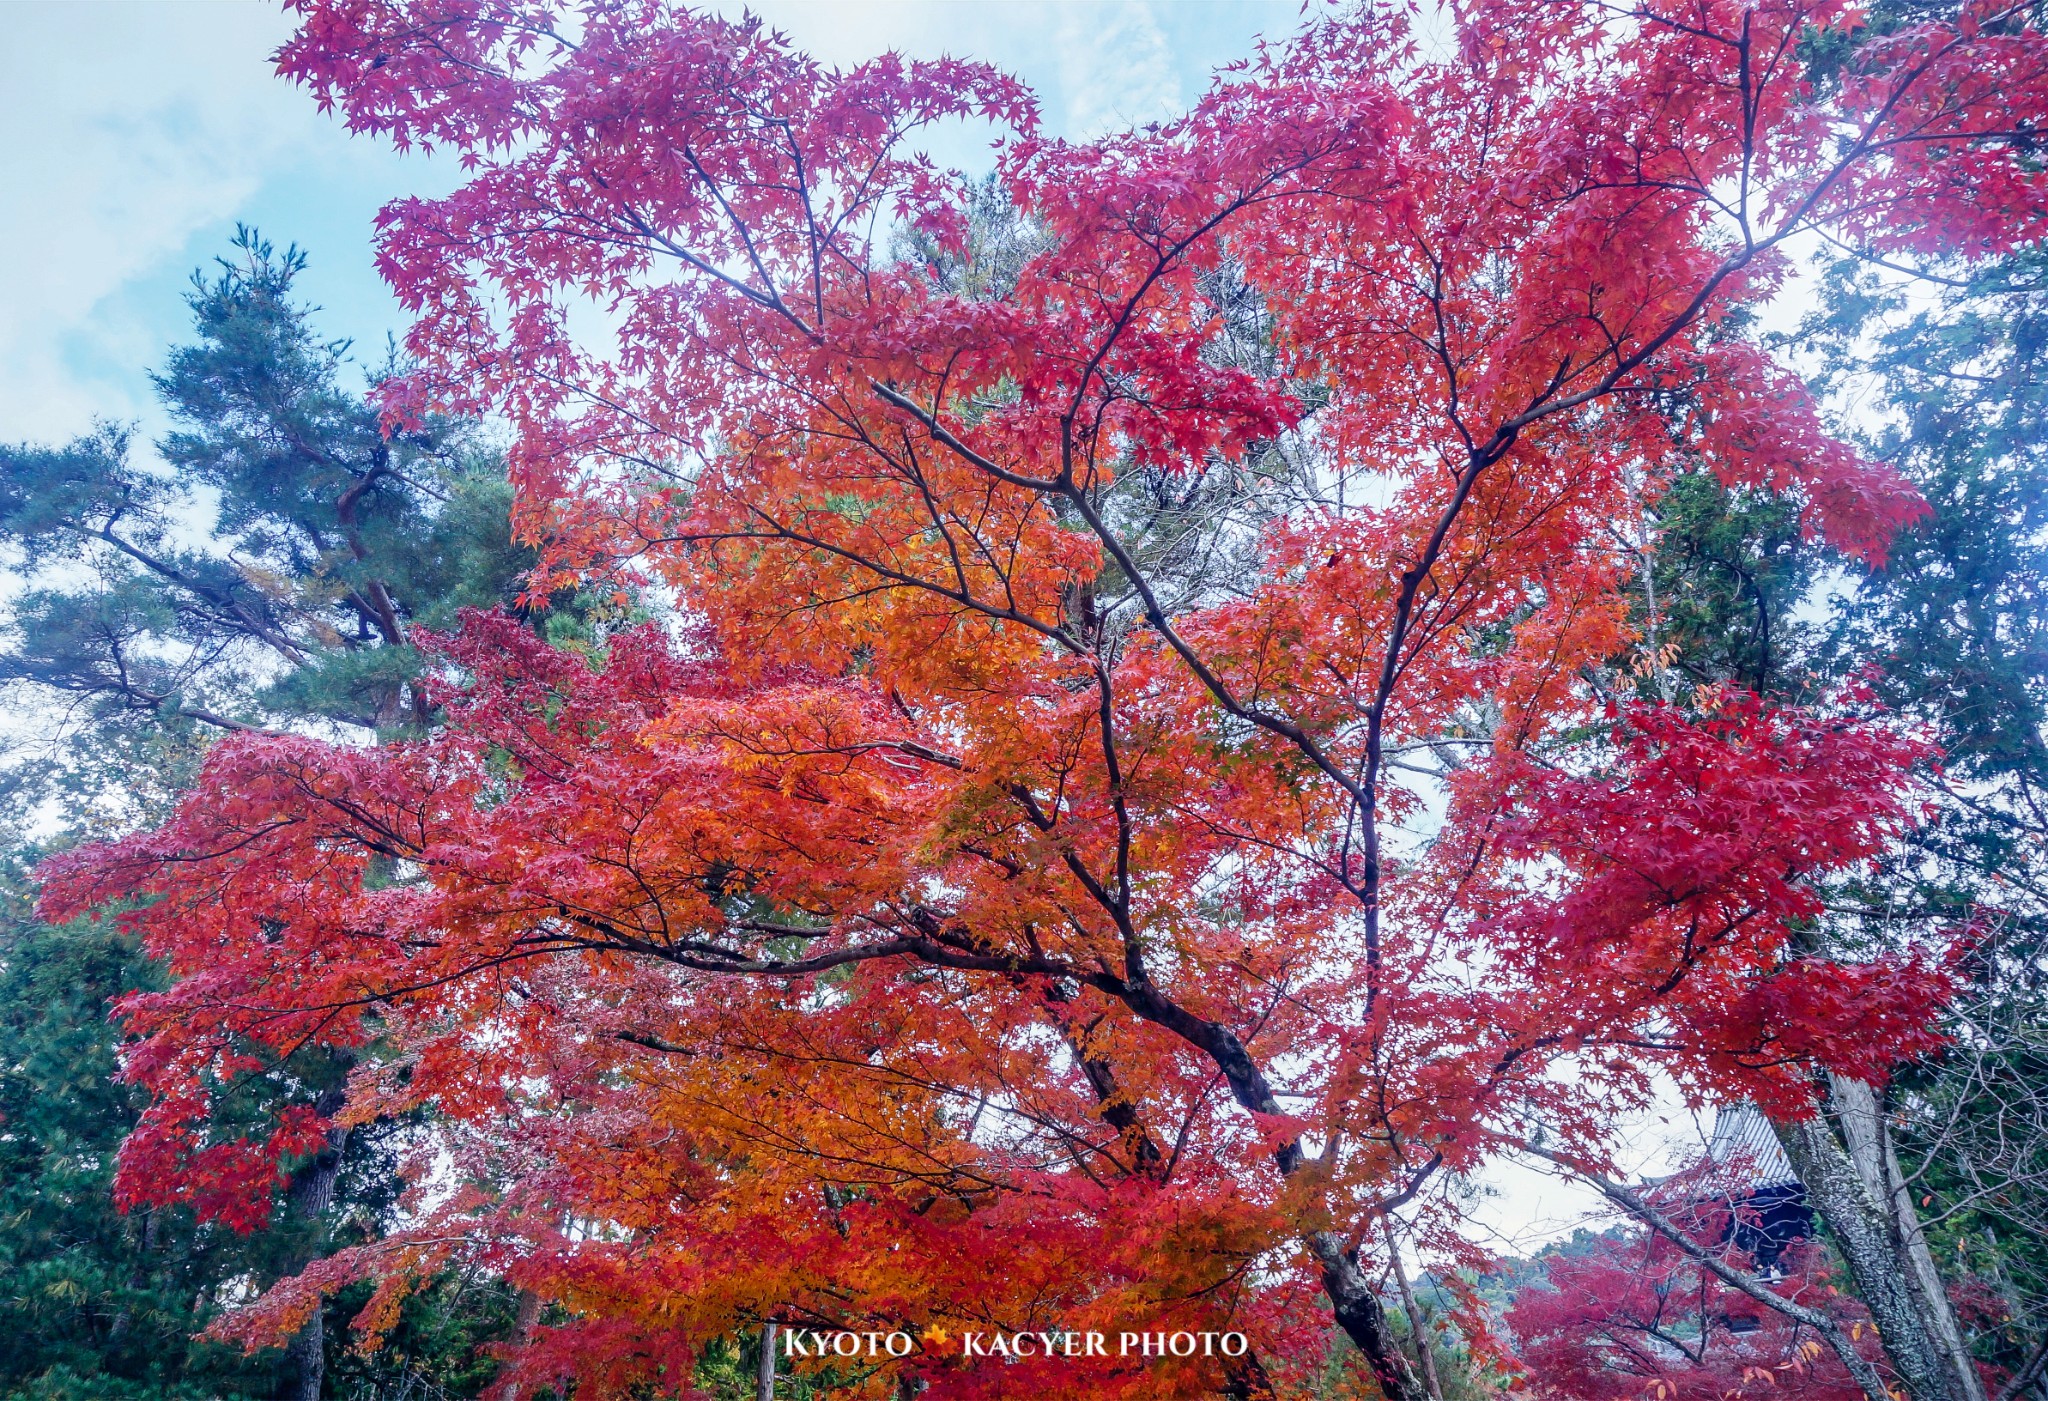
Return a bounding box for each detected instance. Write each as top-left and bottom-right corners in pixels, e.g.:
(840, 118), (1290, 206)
(39, 0), (2048, 1395)
(1509, 1225), (1882, 1401)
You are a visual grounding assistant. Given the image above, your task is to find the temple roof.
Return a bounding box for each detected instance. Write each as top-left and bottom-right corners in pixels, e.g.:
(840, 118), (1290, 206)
(1702, 1102), (1802, 1192)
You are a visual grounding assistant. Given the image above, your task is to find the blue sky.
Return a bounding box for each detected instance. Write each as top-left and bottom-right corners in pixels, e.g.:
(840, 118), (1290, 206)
(2, 0), (1298, 452)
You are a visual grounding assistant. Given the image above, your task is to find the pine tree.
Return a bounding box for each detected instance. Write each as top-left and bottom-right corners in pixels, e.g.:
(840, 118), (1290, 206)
(0, 230), (547, 1399)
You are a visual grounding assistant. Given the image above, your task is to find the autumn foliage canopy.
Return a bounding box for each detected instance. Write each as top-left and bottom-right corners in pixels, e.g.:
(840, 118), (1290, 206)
(37, 0), (2048, 1395)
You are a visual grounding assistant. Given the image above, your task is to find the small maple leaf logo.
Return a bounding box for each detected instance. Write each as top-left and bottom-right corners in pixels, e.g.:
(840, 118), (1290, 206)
(920, 1324), (950, 1351)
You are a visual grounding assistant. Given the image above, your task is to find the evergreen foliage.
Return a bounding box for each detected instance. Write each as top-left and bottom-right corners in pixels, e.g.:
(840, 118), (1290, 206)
(0, 231), (541, 1398)
(1805, 248), (2048, 1389)
(0, 850), (292, 1399)
(0, 228), (531, 760)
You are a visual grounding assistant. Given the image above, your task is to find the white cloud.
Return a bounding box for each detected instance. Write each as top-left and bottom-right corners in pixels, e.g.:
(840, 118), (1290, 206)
(0, 3), (314, 440)
(1054, 0), (1182, 137)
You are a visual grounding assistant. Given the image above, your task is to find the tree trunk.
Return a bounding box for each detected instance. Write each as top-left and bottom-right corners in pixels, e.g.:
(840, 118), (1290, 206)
(1311, 1231), (1426, 1401)
(1831, 1075), (1987, 1401)
(1104, 981), (1425, 1401)
(279, 1074), (353, 1401)
(757, 1321), (777, 1401)
(1774, 1079), (1984, 1401)
(1386, 1219), (1445, 1401)
(283, 1309), (327, 1401)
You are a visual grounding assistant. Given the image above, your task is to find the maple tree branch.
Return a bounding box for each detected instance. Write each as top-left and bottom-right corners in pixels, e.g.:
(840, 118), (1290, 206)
(621, 187), (817, 340)
(868, 381), (1062, 490)
(612, 1029), (696, 1057)
(1053, 1004), (1168, 1180)
(552, 877), (1419, 1390)
(1089, 659), (1139, 970)
(869, 368), (1391, 907)
(1052, 475), (1376, 821)
(679, 505), (1082, 653)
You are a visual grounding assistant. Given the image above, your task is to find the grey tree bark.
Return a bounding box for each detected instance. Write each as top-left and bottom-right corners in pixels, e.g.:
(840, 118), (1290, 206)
(1773, 1075), (1985, 1401)
(1833, 1076), (1986, 1401)
(1385, 1218), (1445, 1401)
(757, 1321), (777, 1401)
